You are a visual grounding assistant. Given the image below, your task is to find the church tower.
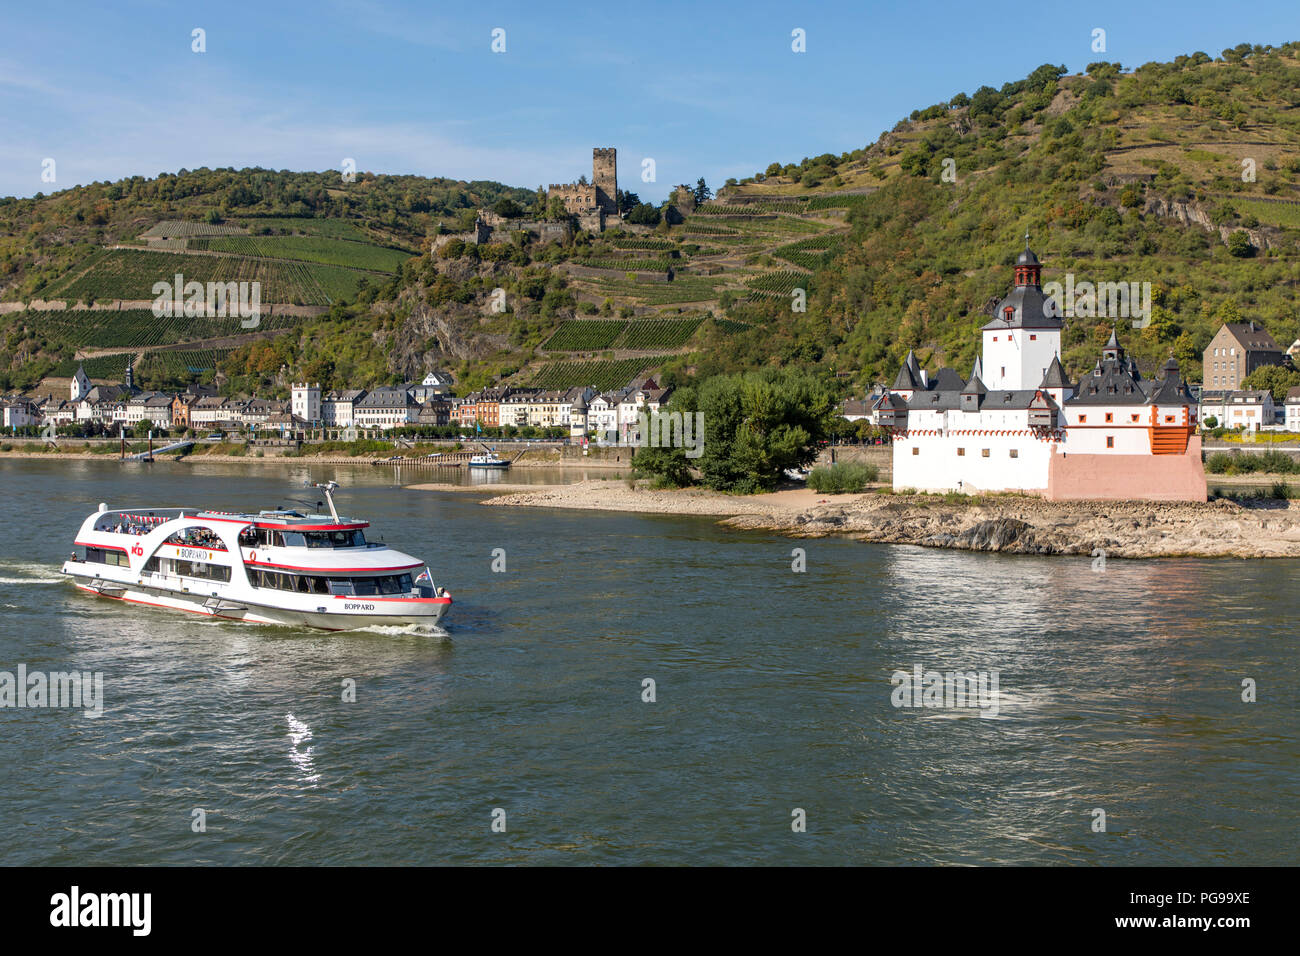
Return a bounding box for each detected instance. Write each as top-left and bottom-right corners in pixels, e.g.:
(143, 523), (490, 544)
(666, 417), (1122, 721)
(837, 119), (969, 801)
(71, 364), (90, 402)
(980, 237), (1063, 390)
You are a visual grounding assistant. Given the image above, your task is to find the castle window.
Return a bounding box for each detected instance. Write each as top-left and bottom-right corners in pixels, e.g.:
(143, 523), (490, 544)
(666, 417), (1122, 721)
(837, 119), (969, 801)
(1009, 449), (1018, 458)
(1106, 436), (1114, 448)
(1166, 415), (1176, 422)
(912, 447), (919, 456)
(1131, 414), (1139, 422)
(1105, 413), (1113, 423)
(957, 448), (965, 456)
(1078, 415), (1087, 423)
(1029, 335), (1037, 341)
(981, 448), (990, 457)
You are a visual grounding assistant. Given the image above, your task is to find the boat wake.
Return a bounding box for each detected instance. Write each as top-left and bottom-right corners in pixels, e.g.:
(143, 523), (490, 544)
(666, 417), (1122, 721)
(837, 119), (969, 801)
(348, 623), (451, 639)
(0, 561), (66, 585)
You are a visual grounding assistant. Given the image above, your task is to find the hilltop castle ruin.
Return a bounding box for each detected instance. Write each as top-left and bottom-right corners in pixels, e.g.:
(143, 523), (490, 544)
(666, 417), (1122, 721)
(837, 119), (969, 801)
(547, 147), (618, 231)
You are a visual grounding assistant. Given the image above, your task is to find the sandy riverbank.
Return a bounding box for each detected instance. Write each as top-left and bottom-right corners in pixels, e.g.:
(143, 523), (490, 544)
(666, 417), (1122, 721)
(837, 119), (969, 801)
(464, 479), (1300, 558)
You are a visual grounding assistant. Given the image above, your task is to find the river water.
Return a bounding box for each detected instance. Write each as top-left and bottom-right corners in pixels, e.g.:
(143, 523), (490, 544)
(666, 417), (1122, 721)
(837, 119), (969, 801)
(0, 457), (1295, 865)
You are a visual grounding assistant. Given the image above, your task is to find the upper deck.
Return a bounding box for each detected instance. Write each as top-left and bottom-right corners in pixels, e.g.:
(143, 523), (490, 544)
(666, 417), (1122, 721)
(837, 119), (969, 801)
(87, 508), (368, 536)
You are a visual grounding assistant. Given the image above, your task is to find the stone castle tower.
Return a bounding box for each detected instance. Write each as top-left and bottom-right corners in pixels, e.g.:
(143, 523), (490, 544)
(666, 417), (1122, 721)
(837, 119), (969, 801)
(546, 147), (619, 228)
(592, 148), (617, 216)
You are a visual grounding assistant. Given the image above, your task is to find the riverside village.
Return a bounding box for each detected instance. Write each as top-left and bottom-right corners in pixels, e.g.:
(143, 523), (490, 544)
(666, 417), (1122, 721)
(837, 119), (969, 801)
(3, 236), (1299, 508)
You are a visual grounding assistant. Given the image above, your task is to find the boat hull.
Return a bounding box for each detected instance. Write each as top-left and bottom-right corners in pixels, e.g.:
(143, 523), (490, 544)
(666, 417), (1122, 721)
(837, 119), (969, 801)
(67, 569), (450, 631)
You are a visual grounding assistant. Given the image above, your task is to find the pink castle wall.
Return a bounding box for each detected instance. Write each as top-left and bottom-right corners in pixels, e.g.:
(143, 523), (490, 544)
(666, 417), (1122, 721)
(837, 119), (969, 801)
(1046, 436), (1207, 502)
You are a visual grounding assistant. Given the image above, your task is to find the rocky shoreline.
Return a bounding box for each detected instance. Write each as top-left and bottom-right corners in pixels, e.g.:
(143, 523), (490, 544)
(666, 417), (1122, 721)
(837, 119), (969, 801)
(477, 480), (1300, 559)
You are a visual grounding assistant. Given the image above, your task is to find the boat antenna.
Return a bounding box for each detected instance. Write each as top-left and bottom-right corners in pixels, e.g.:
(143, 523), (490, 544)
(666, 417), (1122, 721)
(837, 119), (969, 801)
(306, 480), (340, 521)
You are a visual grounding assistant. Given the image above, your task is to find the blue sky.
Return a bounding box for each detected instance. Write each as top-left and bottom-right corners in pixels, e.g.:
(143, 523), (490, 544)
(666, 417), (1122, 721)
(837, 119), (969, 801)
(2, 0), (1296, 201)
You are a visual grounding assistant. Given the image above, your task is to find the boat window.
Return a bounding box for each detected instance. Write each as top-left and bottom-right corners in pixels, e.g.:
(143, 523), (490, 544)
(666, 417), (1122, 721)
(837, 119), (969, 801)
(174, 559), (231, 583)
(353, 578), (378, 596)
(165, 528), (226, 551)
(304, 530), (366, 549)
(281, 531), (306, 548)
(327, 579), (355, 596)
(84, 546), (129, 566)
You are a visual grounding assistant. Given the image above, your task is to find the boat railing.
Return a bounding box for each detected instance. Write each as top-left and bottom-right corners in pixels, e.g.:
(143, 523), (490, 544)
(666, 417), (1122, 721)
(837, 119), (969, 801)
(93, 507), (191, 534)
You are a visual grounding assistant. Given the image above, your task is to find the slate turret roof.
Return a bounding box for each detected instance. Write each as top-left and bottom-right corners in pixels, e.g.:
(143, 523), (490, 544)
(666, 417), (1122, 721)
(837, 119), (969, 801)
(1041, 355), (1070, 388)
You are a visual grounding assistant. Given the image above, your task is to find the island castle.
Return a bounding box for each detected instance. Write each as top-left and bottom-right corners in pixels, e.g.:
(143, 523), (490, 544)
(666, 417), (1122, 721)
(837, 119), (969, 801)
(877, 240), (1207, 501)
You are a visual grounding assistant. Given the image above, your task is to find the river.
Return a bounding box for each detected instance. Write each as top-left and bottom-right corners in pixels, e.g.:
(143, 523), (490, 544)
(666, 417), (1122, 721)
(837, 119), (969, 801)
(0, 457), (1295, 865)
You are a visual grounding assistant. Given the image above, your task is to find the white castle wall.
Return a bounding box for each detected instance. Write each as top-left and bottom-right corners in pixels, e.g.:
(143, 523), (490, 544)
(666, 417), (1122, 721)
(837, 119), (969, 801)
(892, 431), (1053, 493)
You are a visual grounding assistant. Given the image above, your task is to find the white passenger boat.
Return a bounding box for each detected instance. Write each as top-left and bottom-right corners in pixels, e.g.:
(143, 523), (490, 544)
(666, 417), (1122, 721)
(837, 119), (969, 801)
(61, 482), (451, 631)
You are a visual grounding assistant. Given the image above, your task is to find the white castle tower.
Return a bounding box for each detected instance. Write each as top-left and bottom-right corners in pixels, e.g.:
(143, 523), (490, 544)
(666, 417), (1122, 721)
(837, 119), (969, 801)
(980, 237), (1062, 390)
(292, 382), (320, 423)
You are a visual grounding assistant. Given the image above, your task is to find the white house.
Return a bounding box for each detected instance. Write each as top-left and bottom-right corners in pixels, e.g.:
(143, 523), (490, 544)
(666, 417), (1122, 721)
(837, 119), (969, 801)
(124, 391), (174, 428)
(322, 389), (367, 427)
(1, 398), (39, 428)
(498, 388), (540, 427)
(586, 392), (621, 441)
(1285, 386), (1300, 432)
(1217, 390), (1274, 431)
(618, 380), (671, 444)
(41, 398), (76, 426)
(354, 387), (415, 430)
(190, 396), (234, 428)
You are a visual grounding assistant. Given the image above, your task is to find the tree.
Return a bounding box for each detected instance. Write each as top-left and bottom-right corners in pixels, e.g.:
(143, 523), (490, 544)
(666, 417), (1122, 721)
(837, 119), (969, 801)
(627, 203), (661, 226)
(1241, 364), (1300, 401)
(616, 189), (640, 215)
(693, 178), (712, 205)
(632, 368), (837, 494)
(492, 198), (524, 219)
(1226, 231), (1255, 258)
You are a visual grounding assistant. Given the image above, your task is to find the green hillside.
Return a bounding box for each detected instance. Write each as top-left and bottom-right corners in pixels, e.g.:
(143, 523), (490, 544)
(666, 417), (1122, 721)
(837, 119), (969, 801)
(5, 41), (1300, 399)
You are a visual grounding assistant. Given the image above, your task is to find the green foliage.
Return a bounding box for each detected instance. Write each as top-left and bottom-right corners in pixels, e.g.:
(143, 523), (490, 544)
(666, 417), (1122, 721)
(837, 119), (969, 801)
(1205, 449), (1297, 474)
(1240, 363), (1300, 399)
(627, 203), (662, 226)
(634, 367), (836, 493)
(806, 461), (880, 492)
(1226, 231), (1255, 257)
